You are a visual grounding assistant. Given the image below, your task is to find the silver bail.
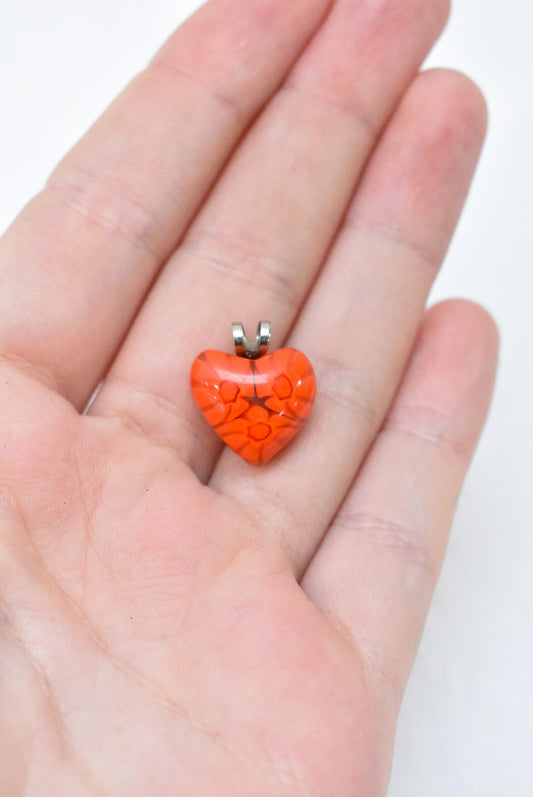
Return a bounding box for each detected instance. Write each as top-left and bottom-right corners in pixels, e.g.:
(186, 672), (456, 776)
(232, 321), (271, 359)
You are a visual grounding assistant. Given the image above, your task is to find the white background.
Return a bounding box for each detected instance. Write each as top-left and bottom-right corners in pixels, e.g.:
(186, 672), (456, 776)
(0, 1), (531, 795)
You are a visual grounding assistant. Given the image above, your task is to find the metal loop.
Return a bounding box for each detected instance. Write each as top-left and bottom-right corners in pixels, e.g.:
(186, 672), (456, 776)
(232, 321), (271, 359)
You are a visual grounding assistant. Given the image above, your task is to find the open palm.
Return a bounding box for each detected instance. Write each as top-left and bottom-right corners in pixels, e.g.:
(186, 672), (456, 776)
(0, 0), (497, 794)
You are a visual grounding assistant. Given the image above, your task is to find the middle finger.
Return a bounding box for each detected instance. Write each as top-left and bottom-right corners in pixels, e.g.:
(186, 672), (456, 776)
(92, 0), (449, 480)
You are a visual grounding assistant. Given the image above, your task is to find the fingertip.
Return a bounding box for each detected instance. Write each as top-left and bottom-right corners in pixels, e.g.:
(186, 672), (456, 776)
(413, 68), (488, 151)
(427, 298), (500, 371)
(388, 299), (499, 462)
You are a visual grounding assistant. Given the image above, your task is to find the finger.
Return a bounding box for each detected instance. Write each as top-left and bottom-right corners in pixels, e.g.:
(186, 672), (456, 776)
(0, 0), (332, 407)
(92, 0), (450, 479)
(302, 299), (499, 701)
(211, 69), (488, 569)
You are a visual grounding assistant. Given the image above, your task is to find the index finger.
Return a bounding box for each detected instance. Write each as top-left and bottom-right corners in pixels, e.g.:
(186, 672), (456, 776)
(0, 0), (332, 406)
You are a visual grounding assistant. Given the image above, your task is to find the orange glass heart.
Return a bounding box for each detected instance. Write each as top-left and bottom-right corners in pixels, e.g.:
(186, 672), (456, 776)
(190, 348), (316, 465)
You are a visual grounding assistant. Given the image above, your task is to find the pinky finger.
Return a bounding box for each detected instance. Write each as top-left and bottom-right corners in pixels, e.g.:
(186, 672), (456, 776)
(302, 299), (499, 702)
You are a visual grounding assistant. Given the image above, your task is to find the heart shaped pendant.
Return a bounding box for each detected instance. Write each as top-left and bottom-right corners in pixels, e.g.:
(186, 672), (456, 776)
(191, 322), (316, 466)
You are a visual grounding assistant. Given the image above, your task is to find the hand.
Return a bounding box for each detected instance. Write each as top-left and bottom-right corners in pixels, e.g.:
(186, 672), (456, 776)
(0, 0), (498, 794)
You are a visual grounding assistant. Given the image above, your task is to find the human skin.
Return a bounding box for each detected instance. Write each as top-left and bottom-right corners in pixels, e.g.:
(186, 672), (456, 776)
(0, 0), (498, 794)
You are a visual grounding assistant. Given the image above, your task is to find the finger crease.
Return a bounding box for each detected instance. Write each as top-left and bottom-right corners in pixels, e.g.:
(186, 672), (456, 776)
(383, 402), (467, 460)
(45, 167), (167, 261)
(312, 355), (380, 428)
(334, 509), (439, 579)
(281, 81), (378, 143)
(149, 59), (247, 121)
(97, 377), (204, 468)
(216, 476), (300, 563)
(0, 350), (60, 394)
(180, 232), (301, 314)
(318, 603), (399, 697)
(346, 217), (440, 271)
